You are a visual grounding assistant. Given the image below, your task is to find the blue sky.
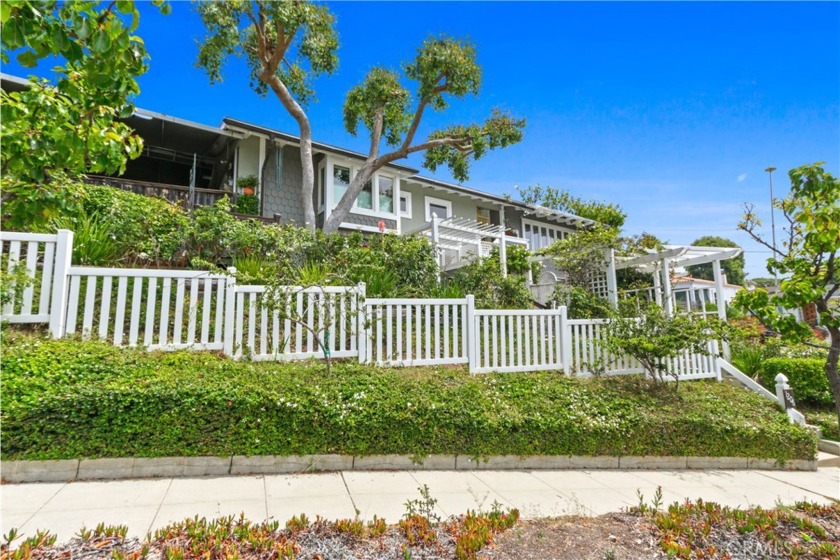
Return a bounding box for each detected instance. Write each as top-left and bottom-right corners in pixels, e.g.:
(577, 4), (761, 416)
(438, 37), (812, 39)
(7, 1), (839, 280)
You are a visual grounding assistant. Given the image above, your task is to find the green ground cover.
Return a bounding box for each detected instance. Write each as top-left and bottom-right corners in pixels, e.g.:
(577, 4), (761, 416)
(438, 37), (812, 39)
(1, 333), (817, 461)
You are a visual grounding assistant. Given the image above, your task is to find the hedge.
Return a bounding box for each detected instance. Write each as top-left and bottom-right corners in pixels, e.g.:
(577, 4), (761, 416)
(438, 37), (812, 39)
(1, 334), (817, 461)
(759, 358), (834, 408)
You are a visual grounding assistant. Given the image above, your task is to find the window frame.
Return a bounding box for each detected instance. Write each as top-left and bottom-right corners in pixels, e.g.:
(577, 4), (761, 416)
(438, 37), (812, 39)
(522, 218), (575, 251)
(317, 160), (327, 213)
(424, 195), (453, 222)
(399, 191), (413, 218)
(349, 170), (397, 218)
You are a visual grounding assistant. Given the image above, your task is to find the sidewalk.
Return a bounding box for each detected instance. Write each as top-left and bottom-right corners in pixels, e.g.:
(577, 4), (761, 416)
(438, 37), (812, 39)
(4, 455), (838, 542)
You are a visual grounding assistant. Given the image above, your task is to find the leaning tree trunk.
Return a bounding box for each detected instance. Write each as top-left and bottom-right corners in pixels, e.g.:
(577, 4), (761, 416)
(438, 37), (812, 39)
(825, 324), (840, 434)
(264, 74), (317, 232)
(298, 122), (316, 232)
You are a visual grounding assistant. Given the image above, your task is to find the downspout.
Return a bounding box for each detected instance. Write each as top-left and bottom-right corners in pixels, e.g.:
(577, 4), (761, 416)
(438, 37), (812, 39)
(188, 153), (197, 209)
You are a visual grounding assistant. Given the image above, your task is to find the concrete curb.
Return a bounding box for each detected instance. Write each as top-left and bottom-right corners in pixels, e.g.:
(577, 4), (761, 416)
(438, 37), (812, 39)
(1, 454), (817, 483)
(819, 439), (840, 456)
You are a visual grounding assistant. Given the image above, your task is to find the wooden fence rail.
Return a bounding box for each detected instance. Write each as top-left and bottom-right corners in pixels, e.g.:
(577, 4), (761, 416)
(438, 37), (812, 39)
(0, 230), (721, 380)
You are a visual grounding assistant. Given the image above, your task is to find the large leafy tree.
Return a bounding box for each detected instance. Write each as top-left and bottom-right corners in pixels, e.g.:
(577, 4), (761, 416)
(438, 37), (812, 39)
(196, 0), (338, 232)
(734, 163), (840, 430)
(0, 0), (169, 228)
(513, 184), (626, 229)
(685, 236), (746, 286)
(325, 36), (525, 232)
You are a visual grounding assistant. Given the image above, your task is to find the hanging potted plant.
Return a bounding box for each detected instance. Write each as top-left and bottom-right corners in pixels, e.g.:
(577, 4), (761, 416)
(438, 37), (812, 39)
(238, 174), (258, 196)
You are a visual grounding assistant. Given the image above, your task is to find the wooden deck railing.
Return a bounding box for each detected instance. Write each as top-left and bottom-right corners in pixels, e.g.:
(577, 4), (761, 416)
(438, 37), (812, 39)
(84, 176), (281, 224)
(85, 175), (228, 208)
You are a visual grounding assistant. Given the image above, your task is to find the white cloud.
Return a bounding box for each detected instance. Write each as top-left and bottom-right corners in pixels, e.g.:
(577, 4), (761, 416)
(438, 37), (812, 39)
(737, 173), (748, 182)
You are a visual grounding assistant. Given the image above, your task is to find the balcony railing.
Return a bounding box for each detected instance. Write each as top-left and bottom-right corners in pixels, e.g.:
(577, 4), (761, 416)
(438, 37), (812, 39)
(85, 175), (229, 208)
(84, 175), (281, 224)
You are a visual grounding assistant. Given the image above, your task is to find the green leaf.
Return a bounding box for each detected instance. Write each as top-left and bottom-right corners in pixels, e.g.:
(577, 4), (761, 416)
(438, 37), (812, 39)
(0, 2), (12, 25)
(90, 29), (111, 54)
(115, 1), (135, 15)
(74, 17), (90, 40)
(16, 50), (38, 67)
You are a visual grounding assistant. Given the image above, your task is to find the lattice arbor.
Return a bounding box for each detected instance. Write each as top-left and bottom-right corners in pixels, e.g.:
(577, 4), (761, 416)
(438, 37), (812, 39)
(615, 245), (743, 319)
(587, 270), (610, 300)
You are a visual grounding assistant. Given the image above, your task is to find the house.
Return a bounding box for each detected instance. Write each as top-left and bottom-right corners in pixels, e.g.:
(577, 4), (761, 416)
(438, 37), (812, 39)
(671, 275), (743, 314)
(219, 118), (594, 274)
(1, 73), (593, 274)
(2, 74), (746, 319)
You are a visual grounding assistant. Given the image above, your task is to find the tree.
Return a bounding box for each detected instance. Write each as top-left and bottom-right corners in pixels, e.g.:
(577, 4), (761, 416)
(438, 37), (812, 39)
(603, 304), (724, 388)
(513, 184), (626, 229)
(544, 225), (619, 289)
(0, 0), (169, 228)
(685, 236), (746, 286)
(196, 1), (338, 232)
(749, 277), (778, 289)
(326, 37), (525, 232)
(734, 163), (840, 430)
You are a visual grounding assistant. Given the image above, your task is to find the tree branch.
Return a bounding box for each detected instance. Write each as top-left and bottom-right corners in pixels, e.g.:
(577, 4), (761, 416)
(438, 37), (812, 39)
(267, 20), (289, 74)
(373, 136), (470, 169)
(738, 223), (790, 259)
(245, 7), (268, 63)
(369, 108), (383, 160)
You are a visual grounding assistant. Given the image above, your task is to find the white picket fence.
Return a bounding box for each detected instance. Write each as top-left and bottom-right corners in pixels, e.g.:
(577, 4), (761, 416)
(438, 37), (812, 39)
(0, 230), (722, 380)
(1, 230), (71, 333)
(364, 298), (471, 366)
(232, 284), (362, 361)
(64, 266), (229, 351)
(472, 308), (568, 374)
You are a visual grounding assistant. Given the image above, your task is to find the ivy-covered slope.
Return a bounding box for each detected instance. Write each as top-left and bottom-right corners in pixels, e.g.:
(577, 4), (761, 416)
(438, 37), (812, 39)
(1, 333), (817, 461)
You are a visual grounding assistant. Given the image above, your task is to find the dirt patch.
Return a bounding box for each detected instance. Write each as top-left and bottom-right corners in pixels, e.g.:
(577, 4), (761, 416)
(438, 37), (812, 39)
(484, 513), (664, 560)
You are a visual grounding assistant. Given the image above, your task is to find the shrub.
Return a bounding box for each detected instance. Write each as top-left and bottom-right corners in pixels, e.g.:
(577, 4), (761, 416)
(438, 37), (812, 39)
(332, 233), (438, 296)
(51, 212), (121, 266)
(759, 358), (834, 407)
(447, 255), (532, 309)
(729, 343), (766, 378)
(1, 334), (817, 461)
(80, 183), (188, 264)
(550, 284), (610, 319)
(235, 194), (260, 215)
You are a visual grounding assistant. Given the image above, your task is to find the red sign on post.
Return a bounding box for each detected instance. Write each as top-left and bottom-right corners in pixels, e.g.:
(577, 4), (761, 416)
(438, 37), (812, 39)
(378, 220), (385, 233)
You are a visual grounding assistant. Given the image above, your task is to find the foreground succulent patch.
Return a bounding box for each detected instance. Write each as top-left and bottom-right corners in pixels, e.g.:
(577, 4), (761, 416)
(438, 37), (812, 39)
(1, 487), (519, 560)
(633, 493), (840, 559)
(5, 500), (837, 560)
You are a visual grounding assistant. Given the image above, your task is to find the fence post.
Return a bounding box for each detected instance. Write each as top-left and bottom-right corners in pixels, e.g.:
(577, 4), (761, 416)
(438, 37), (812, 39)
(357, 282), (367, 364)
(48, 229), (74, 338)
(774, 373), (790, 411)
(466, 294), (476, 374)
(775, 373), (807, 426)
(223, 267), (237, 357)
(560, 305), (571, 375)
(431, 215), (441, 282)
(712, 339), (722, 381)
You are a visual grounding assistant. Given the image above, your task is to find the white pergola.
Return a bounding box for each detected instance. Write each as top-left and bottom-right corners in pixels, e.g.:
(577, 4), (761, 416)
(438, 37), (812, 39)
(614, 245), (743, 319)
(406, 216), (528, 279)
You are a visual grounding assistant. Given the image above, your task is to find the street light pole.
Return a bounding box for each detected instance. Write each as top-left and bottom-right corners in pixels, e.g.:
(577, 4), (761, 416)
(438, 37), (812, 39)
(765, 166), (778, 285)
